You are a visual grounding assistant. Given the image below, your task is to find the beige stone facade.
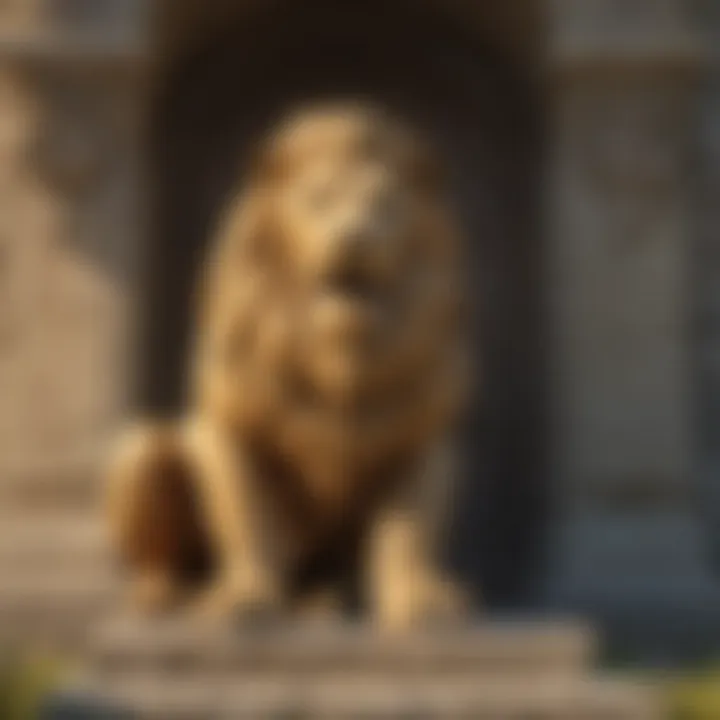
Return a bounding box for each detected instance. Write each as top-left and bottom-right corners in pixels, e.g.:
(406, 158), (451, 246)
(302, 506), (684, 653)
(0, 0), (716, 659)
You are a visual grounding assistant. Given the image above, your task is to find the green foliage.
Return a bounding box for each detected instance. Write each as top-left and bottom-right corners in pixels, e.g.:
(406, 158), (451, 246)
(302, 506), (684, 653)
(0, 654), (63, 720)
(666, 669), (720, 720)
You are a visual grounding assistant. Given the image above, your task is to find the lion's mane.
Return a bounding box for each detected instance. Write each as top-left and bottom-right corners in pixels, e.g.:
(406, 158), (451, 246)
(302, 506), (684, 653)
(191, 105), (469, 531)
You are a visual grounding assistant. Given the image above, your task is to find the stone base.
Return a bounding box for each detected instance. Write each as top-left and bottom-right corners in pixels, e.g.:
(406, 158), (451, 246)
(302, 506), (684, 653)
(544, 510), (720, 663)
(42, 618), (661, 719)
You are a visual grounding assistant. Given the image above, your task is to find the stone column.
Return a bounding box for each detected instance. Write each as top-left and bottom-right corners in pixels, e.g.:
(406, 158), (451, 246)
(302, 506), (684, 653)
(544, 0), (715, 657)
(695, 2), (720, 576)
(0, 2), (149, 482)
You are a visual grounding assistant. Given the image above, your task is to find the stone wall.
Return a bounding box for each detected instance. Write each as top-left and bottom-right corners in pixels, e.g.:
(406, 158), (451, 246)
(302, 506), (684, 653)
(0, 2), (147, 481)
(0, 1), (149, 651)
(543, 0), (720, 659)
(695, 1), (720, 577)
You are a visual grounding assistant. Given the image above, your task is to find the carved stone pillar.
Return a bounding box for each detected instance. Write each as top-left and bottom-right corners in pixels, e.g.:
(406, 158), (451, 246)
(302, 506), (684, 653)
(0, 5), (149, 478)
(696, 2), (720, 574)
(544, 0), (716, 656)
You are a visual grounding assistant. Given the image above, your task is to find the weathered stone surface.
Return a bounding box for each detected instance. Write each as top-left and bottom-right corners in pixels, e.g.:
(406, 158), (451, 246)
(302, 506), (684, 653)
(551, 0), (705, 70)
(52, 618), (657, 718)
(90, 618), (596, 678)
(46, 620), (660, 719)
(548, 79), (694, 507)
(0, 0), (147, 49)
(543, 0), (720, 660)
(0, 515), (107, 570)
(0, 70), (134, 476)
(48, 674), (661, 719)
(694, 1), (720, 577)
(0, 466), (100, 510)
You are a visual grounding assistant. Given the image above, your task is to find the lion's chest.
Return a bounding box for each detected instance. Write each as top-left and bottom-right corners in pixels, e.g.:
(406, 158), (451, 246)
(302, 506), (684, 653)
(249, 423), (412, 550)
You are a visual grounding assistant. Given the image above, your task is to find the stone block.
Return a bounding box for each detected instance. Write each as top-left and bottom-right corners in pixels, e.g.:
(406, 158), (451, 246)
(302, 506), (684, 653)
(90, 618), (596, 679)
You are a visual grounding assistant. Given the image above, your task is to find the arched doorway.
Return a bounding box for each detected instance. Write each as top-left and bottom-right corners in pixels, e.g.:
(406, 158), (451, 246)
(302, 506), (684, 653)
(141, 0), (546, 608)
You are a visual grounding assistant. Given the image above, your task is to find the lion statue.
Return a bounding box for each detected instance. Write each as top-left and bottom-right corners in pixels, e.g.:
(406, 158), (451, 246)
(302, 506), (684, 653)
(107, 103), (472, 631)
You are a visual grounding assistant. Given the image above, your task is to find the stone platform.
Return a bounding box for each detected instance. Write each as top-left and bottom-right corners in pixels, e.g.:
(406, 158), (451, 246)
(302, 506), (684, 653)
(0, 467), (117, 653)
(45, 618), (661, 719)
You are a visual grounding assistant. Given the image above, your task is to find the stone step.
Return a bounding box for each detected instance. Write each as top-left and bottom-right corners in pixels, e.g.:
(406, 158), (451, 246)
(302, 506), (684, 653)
(0, 567), (116, 593)
(0, 553), (109, 575)
(0, 507), (115, 652)
(0, 461), (101, 511)
(0, 615), (105, 654)
(91, 618), (596, 677)
(0, 582), (120, 656)
(0, 516), (109, 570)
(49, 674), (661, 719)
(0, 514), (105, 544)
(0, 573), (119, 645)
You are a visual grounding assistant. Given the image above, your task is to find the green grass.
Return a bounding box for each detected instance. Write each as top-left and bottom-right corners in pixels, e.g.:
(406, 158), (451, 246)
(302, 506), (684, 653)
(665, 669), (720, 720)
(0, 654), (64, 720)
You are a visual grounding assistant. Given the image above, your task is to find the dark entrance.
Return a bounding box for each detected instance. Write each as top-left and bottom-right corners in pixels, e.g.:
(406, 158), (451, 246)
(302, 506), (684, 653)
(141, 0), (547, 609)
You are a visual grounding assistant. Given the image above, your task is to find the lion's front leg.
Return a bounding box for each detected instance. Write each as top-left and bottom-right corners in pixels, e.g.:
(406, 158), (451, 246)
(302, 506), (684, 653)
(366, 443), (468, 632)
(182, 417), (286, 623)
(106, 423), (198, 616)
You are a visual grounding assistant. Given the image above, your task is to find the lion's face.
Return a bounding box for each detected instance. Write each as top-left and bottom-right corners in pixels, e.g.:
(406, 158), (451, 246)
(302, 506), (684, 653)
(276, 119), (409, 297)
(254, 108), (445, 368)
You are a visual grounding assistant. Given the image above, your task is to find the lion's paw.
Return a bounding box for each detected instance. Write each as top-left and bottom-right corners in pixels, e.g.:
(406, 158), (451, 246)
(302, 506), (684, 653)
(376, 572), (469, 633)
(191, 572), (283, 628)
(125, 571), (182, 616)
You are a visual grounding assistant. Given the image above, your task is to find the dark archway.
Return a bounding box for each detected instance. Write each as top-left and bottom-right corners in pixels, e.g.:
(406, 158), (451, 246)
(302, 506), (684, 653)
(141, 0), (547, 609)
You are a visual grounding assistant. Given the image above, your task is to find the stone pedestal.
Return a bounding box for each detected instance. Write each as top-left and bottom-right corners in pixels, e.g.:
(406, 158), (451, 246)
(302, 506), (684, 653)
(44, 619), (660, 719)
(543, 0), (716, 659)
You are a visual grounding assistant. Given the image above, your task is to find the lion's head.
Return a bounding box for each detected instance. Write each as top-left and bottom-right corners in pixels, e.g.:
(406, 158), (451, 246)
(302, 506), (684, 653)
(195, 103), (469, 479)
